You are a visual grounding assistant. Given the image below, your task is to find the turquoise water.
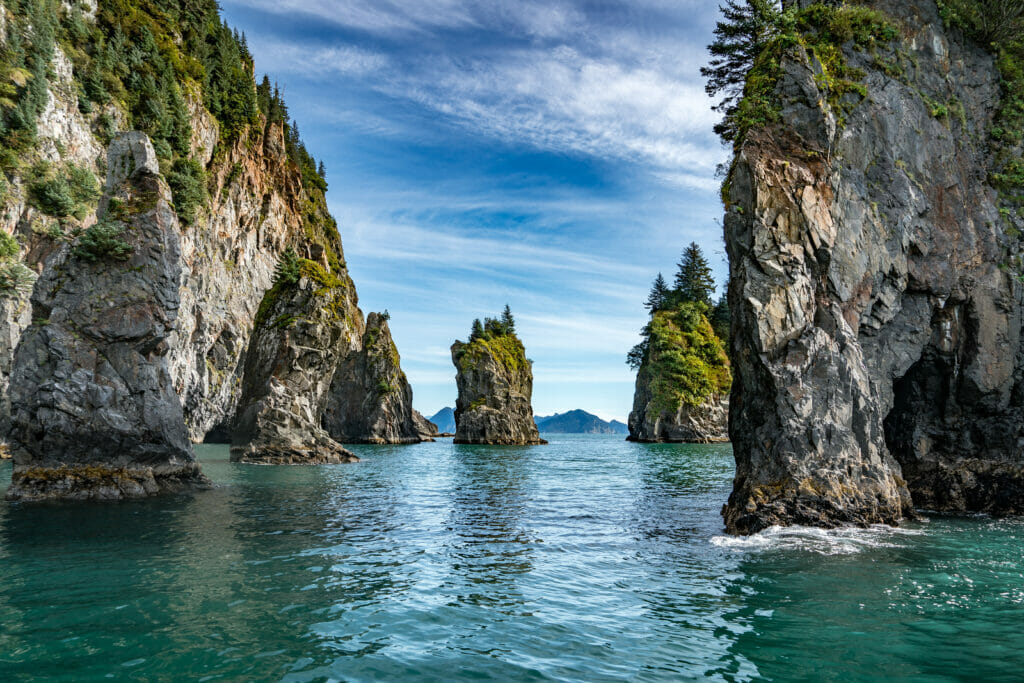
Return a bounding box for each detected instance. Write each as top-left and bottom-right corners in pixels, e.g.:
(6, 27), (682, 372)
(0, 435), (1022, 681)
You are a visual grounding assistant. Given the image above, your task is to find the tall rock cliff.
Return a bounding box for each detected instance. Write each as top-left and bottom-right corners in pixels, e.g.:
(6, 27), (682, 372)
(628, 304), (731, 443)
(7, 133), (207, 500)
(0, 0), (424, 492)
(721, 0), (1024, 533)
(229, 253), (361, 464)
(323, 312), (428, 444)
(451, 315), (545, 446)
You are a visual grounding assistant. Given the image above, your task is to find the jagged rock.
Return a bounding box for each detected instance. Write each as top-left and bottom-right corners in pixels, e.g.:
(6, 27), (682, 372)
(723, 0), (1021, 533)
(230, 264), (361, 464)
(413, 410), (439, 440)
(323, 312), (427, 444)
(451, 333), (546, 445)
(5, 133), (207, 501)
(105, 132), (160, 190)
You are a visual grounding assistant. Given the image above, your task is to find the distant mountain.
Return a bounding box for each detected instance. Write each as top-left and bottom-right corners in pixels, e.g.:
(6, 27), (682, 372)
(428, 407), (456, 434)
(534, 410), (629, 435)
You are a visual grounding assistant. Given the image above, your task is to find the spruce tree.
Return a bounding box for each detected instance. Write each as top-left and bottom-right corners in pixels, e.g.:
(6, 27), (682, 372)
(470, 318), (484, 341)
(673, 243), (716, 307)
(500, 304), (515, 334)
(700, 0), (782, 142)
(645, 273), (670, 312)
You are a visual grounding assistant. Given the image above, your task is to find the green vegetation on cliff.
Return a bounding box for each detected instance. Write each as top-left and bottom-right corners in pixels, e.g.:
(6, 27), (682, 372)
(629, 243), (731, 412)
(2, 0), (335, 240)
(937, 1), (1024, 243)
(455, 305), (529, 375)
(704, 1), (898, 150)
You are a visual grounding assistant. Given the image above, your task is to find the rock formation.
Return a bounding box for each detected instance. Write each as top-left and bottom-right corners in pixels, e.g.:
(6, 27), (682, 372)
(6, 133), (207, 500)
(230, 256), (361, 464)
(0, 1), (425, 492)
(722, 0), (1024, 533)
(628, 304), (731, 443)
(451, 318), (546, 445)
(322, 312), (428, 444)
(629, 393), (729, 443)
(413, 410), (440, 440)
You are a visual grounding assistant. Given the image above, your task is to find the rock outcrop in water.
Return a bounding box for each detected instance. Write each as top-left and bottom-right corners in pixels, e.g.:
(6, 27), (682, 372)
(0, 1), (424, 492)
(322, 312), (429, 444)
(722, 0), (1024, 533)
(627, 248), (731, 444)
(451, 311), (545, 445)
(628, 302), (731, 444)
(230, 255), (361, 464)
(6, 134), (207, 500)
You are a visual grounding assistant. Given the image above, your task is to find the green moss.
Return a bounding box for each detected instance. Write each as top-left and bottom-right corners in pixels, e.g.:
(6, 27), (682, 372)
(642, 302), (731, 413)
(457, 332), (528, 377)
(727, 3), (899, 151)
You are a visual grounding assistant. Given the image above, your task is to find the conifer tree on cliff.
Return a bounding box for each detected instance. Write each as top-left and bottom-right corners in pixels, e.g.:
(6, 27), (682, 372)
(673, 243), (716, 308)
(501, 304), (516, 334)
(700, 0), (781, 142)
(645, 273), (670, 313)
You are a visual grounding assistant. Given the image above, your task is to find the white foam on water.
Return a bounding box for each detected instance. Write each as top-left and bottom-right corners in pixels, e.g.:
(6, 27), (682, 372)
(710, 523), (926, 556)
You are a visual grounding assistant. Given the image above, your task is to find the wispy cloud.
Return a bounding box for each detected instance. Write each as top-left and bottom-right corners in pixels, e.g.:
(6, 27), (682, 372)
(220, 0), (727, 418)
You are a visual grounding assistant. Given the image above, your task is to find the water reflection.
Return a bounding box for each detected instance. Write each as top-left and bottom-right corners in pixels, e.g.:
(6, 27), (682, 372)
(443, 445), (539, 607)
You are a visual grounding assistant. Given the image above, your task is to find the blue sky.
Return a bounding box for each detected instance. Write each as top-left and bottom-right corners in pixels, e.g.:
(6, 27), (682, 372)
(220, 0), (728, 422)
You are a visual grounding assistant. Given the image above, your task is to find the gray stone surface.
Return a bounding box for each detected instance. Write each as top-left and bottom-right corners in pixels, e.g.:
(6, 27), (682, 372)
(723, 0), (1023, 533)
(628, 386), (728, 443)
(451, 338), (546, 445)
(323, 312), (428, 444)
(6, 133), (207, 501)
(230, 270), (361, 465)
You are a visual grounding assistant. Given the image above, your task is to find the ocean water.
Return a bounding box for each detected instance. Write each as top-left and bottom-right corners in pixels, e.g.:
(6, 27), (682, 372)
(0, 435), (1021, 681)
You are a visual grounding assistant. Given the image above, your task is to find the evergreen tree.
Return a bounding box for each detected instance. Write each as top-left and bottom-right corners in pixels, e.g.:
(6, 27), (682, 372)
(626, 322), (651, 371)
(644, 273), (670, 312)
(700, 0), (782, 142)
(317, 161), (326, 179)
(470, 318), (484, 341)
(500, 304), (515, 334)
(256, 75), (272, 116)
(673, 242), (716, 307)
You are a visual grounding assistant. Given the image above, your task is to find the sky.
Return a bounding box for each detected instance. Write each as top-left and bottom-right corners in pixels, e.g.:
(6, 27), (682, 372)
(219, 0), (729, 422)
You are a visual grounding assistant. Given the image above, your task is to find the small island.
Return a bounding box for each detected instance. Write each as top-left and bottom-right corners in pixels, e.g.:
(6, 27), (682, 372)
(627, 243), (731, 443)
(451, 306), (546, 445)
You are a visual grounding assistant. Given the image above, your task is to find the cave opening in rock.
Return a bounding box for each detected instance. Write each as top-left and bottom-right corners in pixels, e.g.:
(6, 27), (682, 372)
(883, 346), (955, 509)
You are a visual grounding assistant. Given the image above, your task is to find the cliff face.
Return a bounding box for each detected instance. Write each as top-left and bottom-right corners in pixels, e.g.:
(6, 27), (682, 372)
(229, 259), (361, 464)
(7, 133), (207, 500)
(0, 1), (423, 492)
(628, 306), (731, 443)
(451, 334), (546, 445)
(322, 312), (428, 444)
(723, 0), (1022, 533)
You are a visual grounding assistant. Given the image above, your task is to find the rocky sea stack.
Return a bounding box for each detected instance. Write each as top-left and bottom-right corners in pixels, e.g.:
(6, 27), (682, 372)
(7, 133), (208, 500)
(627, 245), (731, 443)
(720, 0), (1024, 532)
(323, 312), (431, 444)
(451, 308), (546, 445)
(0, 0), (426, 492)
